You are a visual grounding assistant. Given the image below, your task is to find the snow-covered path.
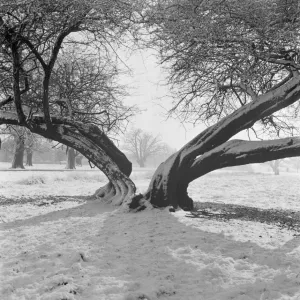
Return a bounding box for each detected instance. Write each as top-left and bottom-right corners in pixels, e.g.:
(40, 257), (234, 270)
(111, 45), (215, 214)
(1, 200), (300, 300)
(1, 169), (300, 299)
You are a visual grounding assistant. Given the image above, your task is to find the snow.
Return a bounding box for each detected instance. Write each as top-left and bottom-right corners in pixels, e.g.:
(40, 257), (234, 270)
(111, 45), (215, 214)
(174, 211), (297, 249)
(188, 171), (300, 211)
(1, 168), (300, 299)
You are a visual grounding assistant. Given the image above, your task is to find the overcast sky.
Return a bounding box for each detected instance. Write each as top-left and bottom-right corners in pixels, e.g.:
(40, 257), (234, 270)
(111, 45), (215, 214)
(120, 49), (204, 150)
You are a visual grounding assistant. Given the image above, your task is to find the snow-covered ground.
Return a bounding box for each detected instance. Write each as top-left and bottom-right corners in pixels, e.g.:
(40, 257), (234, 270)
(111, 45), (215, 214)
(1, 168), (300, 299)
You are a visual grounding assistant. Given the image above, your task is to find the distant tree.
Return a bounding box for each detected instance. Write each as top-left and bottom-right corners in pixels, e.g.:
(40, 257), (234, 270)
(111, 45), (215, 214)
(66, 147), (76, 169)
(25, 134), (52, 166)
(268, 160), (281, 175)
(296, 159), (300, 173)
(11, 127), (26, 169)
(136, 0), (300, 210)
(123, 129), (164, 168)
(149, 144), (177, 167)
(0, 0), (139, 206)
(65, 147), (84, 169)
(0, 134), (14, 162)
(290, 157), (300, 173)
(76, 155), (83, 167)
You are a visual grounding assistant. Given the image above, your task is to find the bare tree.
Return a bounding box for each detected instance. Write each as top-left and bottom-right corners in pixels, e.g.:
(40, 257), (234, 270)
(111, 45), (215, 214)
(133, 0), (300, 210)
(76, 155), (83, 167)
(123, 129), (164, 167)
(11, 128), (25, 169)
(0, 0), (140, 207)
(65, 147), (76, 170)
(290, 157), (300, 172)
(1, 0), (300, 211)
(268, 160), (281, 175)
(0, 134), (14, 162)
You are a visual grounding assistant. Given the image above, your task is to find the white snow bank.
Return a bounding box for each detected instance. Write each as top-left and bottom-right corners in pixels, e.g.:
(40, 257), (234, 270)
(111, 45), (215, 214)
(189, 172), (300, 211)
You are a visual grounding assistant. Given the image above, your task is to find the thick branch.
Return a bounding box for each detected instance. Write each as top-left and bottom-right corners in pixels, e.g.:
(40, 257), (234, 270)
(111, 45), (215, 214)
(180, 75), (300, 162)
(188, 137), (300, 181)
(0, 111), (132, 176)
(21, 38), (47, 69)
(11, 43), (26, 124)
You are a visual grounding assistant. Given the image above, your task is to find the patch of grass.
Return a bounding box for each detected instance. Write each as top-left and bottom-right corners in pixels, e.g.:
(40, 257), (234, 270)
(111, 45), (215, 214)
(15, 171), (107, 185)
(17, 175), (48, 185)
(63, 172), (106, 182)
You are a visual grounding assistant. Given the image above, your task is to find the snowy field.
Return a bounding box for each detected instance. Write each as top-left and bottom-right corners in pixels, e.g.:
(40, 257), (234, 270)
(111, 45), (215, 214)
(0, 165), (300, 299)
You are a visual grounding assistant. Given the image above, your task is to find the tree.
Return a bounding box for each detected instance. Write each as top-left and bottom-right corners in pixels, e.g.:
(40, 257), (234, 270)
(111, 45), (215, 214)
(268, 160), (281, 175)
(123, 128), (164, 167)
(135, 0), (300, 210)
(76, 155), (83, 166)
(290, 157), (300, 172)
(66, 147), (76, 169)
(0, 134), (14, 162)
(1, 0), (300, 211)
(0, 0), (139, 206)
(11, 129), (25, 169)
(0, 126), (27, 169)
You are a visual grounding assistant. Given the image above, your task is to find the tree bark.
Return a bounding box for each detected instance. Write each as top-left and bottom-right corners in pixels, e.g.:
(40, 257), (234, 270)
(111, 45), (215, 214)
(1, 70), (300, 211)
(142, 75), (300, 210)
(11, 135), (25, 169)
(26, 149), (33, 166)
(66, 148), (76, 169)
(0, 112), (135, 208)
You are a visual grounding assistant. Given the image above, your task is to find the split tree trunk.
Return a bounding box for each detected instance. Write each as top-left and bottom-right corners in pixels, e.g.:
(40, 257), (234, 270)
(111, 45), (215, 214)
(140, 75), (300, 210)
(26, 150), (33, 166)
(66, 148), (76, 169)
(11, 135), (25, 169)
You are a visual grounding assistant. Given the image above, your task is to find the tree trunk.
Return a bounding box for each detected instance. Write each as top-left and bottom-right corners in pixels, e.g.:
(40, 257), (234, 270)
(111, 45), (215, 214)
(269, 160), (280, 175)
(142, 153), (194, 210)
(75, 155), (83, 166)
(11, 135), (25, 169)
(0, 114), (136, 208)
(138, 159), (145, 168)
(1, 69), (300, 211)
(66, 148), (76, 169)
(26, 150), (33, 166)
(141, 75), (300, 210)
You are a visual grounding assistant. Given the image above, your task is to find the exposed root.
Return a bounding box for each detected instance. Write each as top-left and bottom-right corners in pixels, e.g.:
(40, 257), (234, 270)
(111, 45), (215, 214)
(92, 178), (153, 212)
